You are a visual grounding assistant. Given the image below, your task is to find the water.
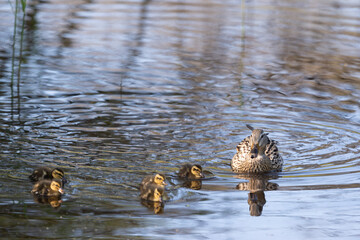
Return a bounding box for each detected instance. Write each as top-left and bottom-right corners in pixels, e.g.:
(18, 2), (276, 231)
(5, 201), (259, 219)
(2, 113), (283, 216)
(1, 0), (360, 239)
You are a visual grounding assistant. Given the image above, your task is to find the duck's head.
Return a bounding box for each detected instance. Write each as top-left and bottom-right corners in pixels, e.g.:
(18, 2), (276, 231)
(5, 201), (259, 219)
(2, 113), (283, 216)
(191, 165), (204, 179)
(246, 124), (269, 159)
(153, 173), (167, 186)
(52, 168), (67, 186)
(50, 179), (65, 194)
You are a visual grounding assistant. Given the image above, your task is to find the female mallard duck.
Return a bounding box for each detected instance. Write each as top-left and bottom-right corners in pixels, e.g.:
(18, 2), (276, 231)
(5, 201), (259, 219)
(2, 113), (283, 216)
(31, 179), (65, 197)
(139, 173), (166, 193)
(29, 167), (67, 186)
(231, 124), (283, 173)
(177, 164), (204, 179)
(140, 185), (164, 202)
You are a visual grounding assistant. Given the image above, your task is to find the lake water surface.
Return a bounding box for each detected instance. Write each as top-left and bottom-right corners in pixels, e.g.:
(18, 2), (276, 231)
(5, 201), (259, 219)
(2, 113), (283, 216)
(1, 0), (360, 239)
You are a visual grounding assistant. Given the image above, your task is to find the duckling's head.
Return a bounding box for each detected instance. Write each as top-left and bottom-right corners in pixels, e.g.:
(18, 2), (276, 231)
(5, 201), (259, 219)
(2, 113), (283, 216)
(50, 179), (65, 194)
(52, 168), (67, 186)
(246, 124), (269, 159)
(191, 165), (204, 179)
(153, 173), (166, 186)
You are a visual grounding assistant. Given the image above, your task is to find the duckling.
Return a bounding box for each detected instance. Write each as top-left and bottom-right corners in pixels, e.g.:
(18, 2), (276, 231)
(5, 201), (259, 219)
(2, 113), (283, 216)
(31, 179), (65, 197)
(177, 164), (204, 179)
(140, 173), (166, 193)
(29, 167), (67, 186)
(140, 185), (164, 202)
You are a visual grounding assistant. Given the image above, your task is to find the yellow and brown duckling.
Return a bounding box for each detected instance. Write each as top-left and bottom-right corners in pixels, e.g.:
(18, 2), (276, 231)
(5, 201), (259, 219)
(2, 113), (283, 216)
(31, 179), (65, 197)
(231, 124), (283, 173)
(140, 173), (166, 203)
(177, 164), (204, 179)
(139, 173), (166, 193)
(29, 167), (67, 186)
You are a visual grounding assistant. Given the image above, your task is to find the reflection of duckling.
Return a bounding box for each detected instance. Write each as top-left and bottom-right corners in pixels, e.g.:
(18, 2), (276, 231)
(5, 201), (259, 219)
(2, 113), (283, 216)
(140, 186), (164, 202)
(29, 167), (67, 186)
(141, 199), (164, 214)
(182, 180), (202, 190)
(140, 173), (166, 193)
(31, 179), (65, 197)
(177, 164), (204, 179)
(33, 195), (63, 209)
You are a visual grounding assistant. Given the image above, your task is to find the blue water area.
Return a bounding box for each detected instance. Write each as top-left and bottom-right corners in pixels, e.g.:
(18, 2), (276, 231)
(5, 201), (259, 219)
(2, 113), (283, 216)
(0, 0), (360, 239)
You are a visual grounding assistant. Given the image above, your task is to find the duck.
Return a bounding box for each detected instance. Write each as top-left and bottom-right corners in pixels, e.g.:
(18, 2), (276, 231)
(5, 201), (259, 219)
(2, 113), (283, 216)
(139, 173), (166, 193)
(177, 164), (204, 179)
(31, 179), (65, 197)
(140, 185), (164, 203)
(231, 124), (283, 173)
(29, 167), (67, 186)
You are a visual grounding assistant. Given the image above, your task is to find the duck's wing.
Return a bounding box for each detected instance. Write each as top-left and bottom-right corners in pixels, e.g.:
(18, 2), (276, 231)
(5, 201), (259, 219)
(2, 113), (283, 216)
(140, 175), (153, 192)
(177, 164), (191, 178)
(29, 167), (52, 182)
(265, 139), (283, 170)
(235, 136), (251, 158)
(231, 136), (251, 172)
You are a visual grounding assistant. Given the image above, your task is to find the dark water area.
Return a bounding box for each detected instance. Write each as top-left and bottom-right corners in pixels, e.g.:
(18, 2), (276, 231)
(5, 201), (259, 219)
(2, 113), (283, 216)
(1, 0), (360, 239)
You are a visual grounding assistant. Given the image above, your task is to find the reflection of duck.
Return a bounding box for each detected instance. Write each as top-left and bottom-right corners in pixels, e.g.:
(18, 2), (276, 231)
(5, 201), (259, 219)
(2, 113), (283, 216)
(177, 164), (204, 179)
(236, 174), (279, 216)
(31, 179), (65, 197)
(182, 179), (202, 190)
(231, 125), (283, 173)
(29, 167), (67, 186)
(33, 195), (62, 209)
(141, 199), (164, 214)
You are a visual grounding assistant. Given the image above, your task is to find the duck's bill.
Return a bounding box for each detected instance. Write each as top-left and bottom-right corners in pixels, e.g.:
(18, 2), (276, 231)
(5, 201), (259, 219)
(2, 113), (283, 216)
(58, 188), (65, 194)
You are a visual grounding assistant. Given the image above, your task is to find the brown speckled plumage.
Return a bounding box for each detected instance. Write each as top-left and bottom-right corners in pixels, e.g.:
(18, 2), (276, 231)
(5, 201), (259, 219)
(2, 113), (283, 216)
(231, 125), (283, 173)
(29, 167), (67, 186)
(177, 164), (204, 179)
(139, 174), (166, 202)
(140, 185), (164, 202)
(31, 179), (64, 197)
